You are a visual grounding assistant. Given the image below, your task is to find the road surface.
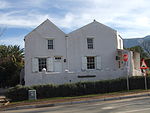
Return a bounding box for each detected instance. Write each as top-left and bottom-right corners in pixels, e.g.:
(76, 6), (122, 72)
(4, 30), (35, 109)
(2, 96), (150, 113)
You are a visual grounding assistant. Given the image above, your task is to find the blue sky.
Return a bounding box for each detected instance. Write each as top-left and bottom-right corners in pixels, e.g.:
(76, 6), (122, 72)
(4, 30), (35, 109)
(0, 0), (150, 48)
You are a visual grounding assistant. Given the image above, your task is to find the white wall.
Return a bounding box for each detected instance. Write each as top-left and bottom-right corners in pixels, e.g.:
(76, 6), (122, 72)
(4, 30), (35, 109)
(116, 32), (123, 50)
(25, 20), (138, 86)
(25, 19), (67, 85)
(68, 21), (119, 72)
(25, 69), (126, 86)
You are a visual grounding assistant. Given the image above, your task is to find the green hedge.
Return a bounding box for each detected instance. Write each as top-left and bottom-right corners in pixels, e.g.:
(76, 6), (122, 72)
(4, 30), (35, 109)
(6, 85), (33, 101)
(6, 76), (149, 102)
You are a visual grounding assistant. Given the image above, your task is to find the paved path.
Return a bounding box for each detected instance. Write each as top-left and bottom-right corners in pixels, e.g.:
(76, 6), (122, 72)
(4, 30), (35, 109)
(2, 96), (150, 113)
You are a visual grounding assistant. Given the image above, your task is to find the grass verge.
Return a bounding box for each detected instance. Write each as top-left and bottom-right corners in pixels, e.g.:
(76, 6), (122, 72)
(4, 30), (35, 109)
(1, 89), (150, 110)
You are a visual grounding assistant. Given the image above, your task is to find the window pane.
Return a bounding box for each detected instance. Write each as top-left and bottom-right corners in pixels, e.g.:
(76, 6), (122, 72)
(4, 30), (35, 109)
(87, 38), (93, 49)
(48, 40), (53, 49)
(87, 38), (93, 43)
(87, 57), (95, 69)
(38, 58), (47, 72)
(55, 57), (61, 60)
(48, 40), (53, 44)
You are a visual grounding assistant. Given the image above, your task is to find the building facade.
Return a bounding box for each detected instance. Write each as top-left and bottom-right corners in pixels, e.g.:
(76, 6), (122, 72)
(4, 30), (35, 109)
(24, 19), (141, 86)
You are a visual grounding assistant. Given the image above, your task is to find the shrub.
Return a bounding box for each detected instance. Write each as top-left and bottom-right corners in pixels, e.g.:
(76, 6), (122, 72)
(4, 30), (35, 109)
(5, 76), (150, 102)
(32, 84), (57, 99)
(129, 76), (145, 90)
(6, 85), (32, 102)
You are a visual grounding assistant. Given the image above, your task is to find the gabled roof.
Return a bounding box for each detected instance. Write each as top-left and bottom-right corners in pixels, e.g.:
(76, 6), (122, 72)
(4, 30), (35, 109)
(24, 19), (117, 40)
(24, 19), (65, 40)
(68, 20), (116, 35)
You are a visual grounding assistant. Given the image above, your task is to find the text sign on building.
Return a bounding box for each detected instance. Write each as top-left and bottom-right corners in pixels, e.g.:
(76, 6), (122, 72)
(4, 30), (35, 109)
(28, 90), (37, 100)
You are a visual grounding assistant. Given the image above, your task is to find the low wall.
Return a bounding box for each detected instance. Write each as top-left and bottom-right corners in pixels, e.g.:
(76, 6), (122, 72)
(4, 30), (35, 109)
(25, 69), (128, 86)
(132, 69), (142, 76)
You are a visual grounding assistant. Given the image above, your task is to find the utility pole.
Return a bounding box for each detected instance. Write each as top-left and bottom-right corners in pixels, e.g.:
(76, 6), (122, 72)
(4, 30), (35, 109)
(123, 53), (129, 91)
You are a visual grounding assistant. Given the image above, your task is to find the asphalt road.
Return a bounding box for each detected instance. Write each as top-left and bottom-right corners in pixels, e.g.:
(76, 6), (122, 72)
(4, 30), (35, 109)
(2, 96), (150, 113)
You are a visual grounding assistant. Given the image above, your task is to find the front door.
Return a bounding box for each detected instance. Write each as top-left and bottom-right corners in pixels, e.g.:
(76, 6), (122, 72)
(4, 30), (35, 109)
(54, 57), (62, 72)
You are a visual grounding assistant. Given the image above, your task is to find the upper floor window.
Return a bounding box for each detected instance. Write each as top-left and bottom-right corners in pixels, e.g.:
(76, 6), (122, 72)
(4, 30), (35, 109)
(87, 38), (94, 49)
(48, 39), (54, 49)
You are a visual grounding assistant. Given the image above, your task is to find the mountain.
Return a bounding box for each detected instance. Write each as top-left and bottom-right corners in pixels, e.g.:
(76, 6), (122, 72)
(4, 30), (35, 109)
(123, 35), (150, 48)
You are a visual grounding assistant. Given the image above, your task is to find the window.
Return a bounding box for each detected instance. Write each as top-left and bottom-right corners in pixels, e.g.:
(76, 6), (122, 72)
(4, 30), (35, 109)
(48, 39), (54, 49)
(87, 38), (94, 49)
(38, 58), (47, 72)
(87, 56), (95, 69)
(55, 57), (61, 60)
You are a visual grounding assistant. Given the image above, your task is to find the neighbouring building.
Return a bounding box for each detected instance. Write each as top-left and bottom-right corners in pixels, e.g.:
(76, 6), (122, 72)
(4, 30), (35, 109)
(24, 19), (141, 86)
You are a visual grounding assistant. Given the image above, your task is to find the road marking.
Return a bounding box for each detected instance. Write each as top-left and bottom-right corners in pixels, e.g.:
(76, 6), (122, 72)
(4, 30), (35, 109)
(116, 107), (150, 113)
(101, 106), (115, 110)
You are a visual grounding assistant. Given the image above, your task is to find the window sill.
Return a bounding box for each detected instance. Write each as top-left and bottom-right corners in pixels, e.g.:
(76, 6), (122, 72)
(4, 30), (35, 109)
(81, 69), (102, 72)
(87, 48), (94, 50)
(46, 72), (61, 74)
(87, 69), (96, 70)
(33, 71), (61, 74)
(47, 49), (55, 51)
(82, 69), (95, 71)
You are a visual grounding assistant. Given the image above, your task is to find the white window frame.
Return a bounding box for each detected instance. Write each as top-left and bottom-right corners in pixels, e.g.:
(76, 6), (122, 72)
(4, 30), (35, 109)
(54, 56), (62, 61)
(87, 37), (94, 49)
(48, 39), (54, 50)
(38, 58), (47, 72)
(82, 56), (101, 71)
(87, 56), (96, 70)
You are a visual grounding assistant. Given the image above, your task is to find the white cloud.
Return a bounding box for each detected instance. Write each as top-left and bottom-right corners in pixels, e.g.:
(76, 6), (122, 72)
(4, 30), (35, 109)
(1, 0), (150, 39)
(0, 11), (50, 28)
(135, 17), (150, 27)
(0, 0), (10, 9)
(50, 0), (150, 38)
(20, 0), (49, 8)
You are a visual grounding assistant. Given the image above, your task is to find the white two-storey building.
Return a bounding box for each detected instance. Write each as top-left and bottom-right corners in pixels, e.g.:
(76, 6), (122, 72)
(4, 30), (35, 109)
(24, 19), (141, 86)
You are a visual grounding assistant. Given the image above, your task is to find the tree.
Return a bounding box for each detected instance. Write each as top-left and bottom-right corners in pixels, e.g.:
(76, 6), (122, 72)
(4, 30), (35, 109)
(0, 27), (6, 69)
(126, 46), (149, 59)
(0, 45), (24, 87)
(141, 40), (150, 57)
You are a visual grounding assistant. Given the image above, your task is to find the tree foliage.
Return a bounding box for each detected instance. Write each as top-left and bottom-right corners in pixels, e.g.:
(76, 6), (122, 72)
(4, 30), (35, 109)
(141, 40), (150, 57)
(126, 46), (149, 59)
(145, 59), (150, 68)
(0, 45), (24, 87)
